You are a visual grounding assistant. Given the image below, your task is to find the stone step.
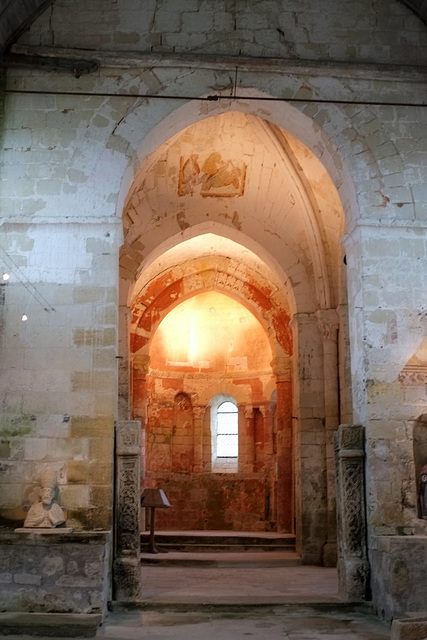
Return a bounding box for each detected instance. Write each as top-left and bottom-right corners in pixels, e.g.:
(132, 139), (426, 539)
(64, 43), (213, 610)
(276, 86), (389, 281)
(140, 530), (296, 553)
(140, 550), (302, 567)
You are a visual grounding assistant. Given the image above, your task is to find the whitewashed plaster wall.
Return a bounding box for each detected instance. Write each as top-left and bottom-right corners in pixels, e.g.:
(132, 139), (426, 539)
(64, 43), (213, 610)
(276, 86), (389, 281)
(0, 0), (426, 544)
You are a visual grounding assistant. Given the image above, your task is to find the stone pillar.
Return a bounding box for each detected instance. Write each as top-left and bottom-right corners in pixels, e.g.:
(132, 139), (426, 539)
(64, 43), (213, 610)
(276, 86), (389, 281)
(132, 354), (149, 490)
(261, 404), (274, 460)
(334, 424), (369, 601)
(291, 312), (327, 563)
(258, 404), (271, 470)
(132, 354), (150, 422)
(337, 303), (352, 424)
(271, 356), (293, 533)
(242, 404), (255, 472)
(192, 406), (206, 472)
(114, 420), (141, 602)
(317, 309), (339, 567)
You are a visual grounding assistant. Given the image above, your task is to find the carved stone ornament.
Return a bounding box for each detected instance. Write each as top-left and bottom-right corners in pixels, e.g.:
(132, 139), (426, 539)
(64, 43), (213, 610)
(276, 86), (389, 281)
(114, 420), (142, 601)
(133, 354), (150, 375)
(270, 356), (291, 380)
(316, 309), (339, 342)
(334, 424), (369, 601)
(23, 466), (66, 529)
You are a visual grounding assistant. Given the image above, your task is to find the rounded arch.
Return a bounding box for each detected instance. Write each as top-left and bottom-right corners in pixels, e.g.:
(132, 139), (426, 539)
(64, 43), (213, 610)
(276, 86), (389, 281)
(130, 224), (296, 312)
(129, 259), (293, 359)
(115, 88), (358, 232)
(119, 105), (351, 316)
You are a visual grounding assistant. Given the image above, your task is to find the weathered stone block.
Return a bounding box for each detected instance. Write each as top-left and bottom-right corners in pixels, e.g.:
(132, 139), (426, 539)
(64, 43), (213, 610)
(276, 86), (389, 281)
(0, 531), (111, 617)
(371, 536), (427, 622)
(391, 615), (427, 640)
(70, 417), (114, 439)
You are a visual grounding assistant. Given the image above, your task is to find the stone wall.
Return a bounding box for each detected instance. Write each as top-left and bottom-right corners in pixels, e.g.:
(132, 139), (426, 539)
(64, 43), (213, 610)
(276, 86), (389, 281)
(0, 0), (426, 618)
(151, 474), (273, 532)
(371, 535), (427, 622)
(15, 0), (427, 66)
(0, 221), (119, 531)
(0, 531), (111, 616)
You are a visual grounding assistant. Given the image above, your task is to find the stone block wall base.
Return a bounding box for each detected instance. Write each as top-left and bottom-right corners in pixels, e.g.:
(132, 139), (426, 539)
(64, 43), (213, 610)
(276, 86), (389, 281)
(0, 531), (111, 617)
(391, 614), (427, 640)
(0, 612), (102, 637)
(371, 536), (427, 622)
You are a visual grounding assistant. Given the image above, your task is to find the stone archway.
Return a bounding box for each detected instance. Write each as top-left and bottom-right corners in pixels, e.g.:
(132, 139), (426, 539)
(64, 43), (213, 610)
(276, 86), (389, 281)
(132, 280), (293, 534)
(116, 105), (351, 579)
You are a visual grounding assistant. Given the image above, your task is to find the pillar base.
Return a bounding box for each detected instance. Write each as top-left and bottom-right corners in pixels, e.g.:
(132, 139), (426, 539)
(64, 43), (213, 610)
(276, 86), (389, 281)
(337, 557), (370, 601)
(113, 557), (141, 602)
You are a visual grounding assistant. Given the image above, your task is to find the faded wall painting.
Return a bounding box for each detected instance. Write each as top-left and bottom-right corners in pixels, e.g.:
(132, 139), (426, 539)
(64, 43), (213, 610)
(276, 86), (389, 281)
(178, 152), (246, 197)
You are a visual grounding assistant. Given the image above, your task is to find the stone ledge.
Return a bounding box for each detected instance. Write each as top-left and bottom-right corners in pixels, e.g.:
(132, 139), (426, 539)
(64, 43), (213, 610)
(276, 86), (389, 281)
(0, 612), (102, 637)
(391, 613), (427, 640)
(0, 529), (110, 546)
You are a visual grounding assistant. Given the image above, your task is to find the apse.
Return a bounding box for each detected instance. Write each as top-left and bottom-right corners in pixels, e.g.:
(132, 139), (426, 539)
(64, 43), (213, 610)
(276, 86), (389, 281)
(149, 290), (273, 374)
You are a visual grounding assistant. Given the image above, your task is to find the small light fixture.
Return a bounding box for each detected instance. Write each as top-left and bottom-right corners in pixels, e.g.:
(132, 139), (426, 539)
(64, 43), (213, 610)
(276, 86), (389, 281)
(2, 273), (10, 281)
(21, 314), (28, 322)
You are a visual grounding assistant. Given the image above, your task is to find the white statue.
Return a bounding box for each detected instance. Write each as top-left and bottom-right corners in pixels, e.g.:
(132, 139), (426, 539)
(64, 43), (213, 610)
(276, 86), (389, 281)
(24, 467), (65, 528)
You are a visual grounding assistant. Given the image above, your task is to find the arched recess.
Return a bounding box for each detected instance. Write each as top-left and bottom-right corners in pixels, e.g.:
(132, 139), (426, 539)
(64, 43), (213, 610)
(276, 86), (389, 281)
(132, 272), (294, 532)
(118, 102), (351, 561)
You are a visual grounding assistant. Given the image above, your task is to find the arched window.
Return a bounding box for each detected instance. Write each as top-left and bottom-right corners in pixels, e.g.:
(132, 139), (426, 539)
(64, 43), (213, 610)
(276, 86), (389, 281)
(217, 401), (238, 458)
(210, 396), (238, 473)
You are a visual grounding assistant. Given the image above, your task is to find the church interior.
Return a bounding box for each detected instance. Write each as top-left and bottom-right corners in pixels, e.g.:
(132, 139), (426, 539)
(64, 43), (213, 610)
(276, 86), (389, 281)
(0, 0), (426, 637)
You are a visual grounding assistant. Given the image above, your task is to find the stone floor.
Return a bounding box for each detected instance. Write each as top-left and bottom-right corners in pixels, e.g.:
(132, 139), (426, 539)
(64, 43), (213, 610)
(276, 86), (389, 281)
(1, 553), (391, 639)
(99, 607), (390, 639)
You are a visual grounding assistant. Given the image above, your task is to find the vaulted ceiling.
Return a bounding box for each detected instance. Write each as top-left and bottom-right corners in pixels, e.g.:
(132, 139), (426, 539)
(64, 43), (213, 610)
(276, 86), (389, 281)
(1, 0), (426, 58)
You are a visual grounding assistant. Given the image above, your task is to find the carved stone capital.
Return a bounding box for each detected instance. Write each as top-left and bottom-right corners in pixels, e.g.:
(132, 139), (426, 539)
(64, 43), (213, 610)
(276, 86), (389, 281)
(270, 356), (292, 381)
(116, 420), (141, 456)
(133, 354), (150, 375)
(193, 405), (207, 420)
(316, 308), (339, 342)
(257, 404), (268, 418)
(289, 312), (316, 332)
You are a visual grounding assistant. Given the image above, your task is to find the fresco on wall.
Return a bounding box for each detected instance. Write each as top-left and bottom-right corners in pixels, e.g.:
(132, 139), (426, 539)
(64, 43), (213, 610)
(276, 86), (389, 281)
(178, 152), (246, 197)
(398, 338), (427, 384)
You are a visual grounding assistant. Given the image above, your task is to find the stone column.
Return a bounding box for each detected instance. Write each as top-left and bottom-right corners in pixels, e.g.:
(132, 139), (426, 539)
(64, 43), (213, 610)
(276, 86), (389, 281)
(271, 356), (293, 533)
(291, 312), (326, 564)
(132, 354), (149, 521)
(113, 420), (141, 602)
(242, 404), (255, 473)
(316, 309), (339, 567)
(261, 403), (274, 460)
(258, 404), (271, 470)
(132, 354), (150, 422)
(192, 406), (206, 472)
(334, 424), (369, 601)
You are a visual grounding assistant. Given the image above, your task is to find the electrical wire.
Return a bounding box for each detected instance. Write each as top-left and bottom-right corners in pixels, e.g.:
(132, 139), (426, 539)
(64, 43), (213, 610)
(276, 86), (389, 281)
(0, 244), (55, 313)
(5, 88), (427, 108)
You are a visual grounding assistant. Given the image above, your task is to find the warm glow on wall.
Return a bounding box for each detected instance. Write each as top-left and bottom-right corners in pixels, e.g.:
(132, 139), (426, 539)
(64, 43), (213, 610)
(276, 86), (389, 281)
(149, 291), (272, 373)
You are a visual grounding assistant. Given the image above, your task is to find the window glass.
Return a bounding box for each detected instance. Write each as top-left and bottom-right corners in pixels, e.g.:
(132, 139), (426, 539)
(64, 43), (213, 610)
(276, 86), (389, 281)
(217, 401), (238, 457)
